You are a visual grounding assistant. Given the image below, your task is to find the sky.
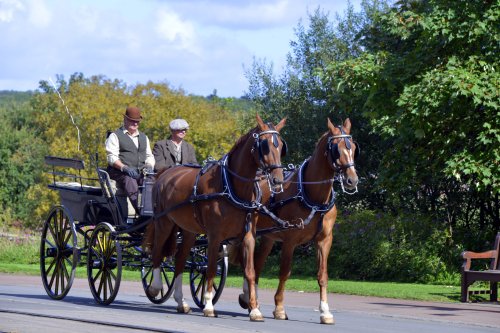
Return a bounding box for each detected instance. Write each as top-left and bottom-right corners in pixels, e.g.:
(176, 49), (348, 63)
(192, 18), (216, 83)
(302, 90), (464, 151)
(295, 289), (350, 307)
(0, 0), (361, 97)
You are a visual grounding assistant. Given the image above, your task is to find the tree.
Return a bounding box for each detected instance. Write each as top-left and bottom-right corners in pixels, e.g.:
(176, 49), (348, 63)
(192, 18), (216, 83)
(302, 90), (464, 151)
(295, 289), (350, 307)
(322, 0), (500, 238)
(0, 92), (46, 229)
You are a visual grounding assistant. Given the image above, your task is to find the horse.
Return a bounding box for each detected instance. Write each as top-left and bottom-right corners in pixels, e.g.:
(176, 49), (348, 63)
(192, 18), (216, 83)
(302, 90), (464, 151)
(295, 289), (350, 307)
(233, 118), (359, 324)
(143, 114), (287, 321)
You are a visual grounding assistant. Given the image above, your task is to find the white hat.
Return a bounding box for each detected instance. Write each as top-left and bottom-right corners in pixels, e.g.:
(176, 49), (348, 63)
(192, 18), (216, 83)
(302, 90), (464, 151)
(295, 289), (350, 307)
(169, 118), (189, 130)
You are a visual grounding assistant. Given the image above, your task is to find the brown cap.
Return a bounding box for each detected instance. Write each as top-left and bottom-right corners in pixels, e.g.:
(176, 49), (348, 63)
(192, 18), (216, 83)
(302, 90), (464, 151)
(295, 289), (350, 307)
(124, 106), (142, 122)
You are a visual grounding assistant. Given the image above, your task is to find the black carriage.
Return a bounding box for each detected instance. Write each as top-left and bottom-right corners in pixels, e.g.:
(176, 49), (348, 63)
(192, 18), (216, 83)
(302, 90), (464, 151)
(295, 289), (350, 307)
(40, 155), (228, 306)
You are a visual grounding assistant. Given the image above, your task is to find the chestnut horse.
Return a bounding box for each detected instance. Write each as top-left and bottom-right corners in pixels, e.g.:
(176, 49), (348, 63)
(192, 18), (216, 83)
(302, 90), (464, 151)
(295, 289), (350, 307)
(143, 114), (287, 321)
(234, 118), (359, 324)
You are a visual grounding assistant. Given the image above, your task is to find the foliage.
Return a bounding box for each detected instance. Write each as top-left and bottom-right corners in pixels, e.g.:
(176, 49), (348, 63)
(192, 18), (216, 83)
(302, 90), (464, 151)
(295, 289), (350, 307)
(9, 73), (254, 228)
(331, 209), (456, 283)
(0, 92), (46, 228)
(33, 75), (247, 167)
(245, 4), (367, 165)
(320, 0), (499, 240)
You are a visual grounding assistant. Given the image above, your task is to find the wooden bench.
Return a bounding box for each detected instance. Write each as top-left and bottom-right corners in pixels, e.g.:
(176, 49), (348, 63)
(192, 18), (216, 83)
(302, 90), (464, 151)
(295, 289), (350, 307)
(460, 232), (500, 302)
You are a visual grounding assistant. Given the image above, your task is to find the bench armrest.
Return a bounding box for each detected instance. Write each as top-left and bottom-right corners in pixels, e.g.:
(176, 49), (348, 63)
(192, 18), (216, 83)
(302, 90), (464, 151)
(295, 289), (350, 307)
(461, 250), (497, 271)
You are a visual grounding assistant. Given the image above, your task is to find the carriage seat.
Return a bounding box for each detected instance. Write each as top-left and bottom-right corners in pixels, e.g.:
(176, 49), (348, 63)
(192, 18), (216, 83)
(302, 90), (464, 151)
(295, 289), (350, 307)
(52, 181), (103, 195)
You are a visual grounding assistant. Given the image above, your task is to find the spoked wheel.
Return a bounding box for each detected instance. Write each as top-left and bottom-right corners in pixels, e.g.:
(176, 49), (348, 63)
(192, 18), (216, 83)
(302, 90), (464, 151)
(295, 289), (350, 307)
(189, 243), (228, 309)
(87, 222), (122, 305)
(141, 255), (176, 304)
(40, 206), (78, 300)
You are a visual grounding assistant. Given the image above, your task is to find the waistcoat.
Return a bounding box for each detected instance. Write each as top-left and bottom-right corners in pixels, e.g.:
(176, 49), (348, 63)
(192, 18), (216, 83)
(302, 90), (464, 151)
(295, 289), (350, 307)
(115, 129), (147, 169)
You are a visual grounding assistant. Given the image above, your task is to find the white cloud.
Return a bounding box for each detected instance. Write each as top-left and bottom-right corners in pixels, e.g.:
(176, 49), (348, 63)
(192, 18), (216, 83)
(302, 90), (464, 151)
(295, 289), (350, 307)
(155, 7), (197, 53)
(27, 0), (51, 27)
(0, 0), (25, 22)
(0, 0), (362, 96)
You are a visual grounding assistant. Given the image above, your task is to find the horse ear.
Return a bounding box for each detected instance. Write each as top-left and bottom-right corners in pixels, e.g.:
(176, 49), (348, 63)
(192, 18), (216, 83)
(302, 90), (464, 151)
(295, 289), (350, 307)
(256, 113), (265, 129)
(327, 118), (336, 132)
(343, 118), (352, 133)
(275, 117), (287, 131)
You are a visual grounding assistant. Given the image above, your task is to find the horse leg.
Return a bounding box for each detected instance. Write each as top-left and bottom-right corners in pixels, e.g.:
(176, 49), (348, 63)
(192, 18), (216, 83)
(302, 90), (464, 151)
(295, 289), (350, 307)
(147, 219), (175, 297)
(241, 229), (264, 321)
(272, 242), (294, 320)
(316, 232), (334, 324)
(202, 239), (220, 317)
(239, 236), (274, 310)
(173, 231), (196, 314)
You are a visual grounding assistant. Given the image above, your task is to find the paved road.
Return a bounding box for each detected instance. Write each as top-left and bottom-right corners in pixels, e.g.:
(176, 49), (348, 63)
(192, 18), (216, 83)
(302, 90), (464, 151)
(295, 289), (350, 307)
(1, 273), (499, 332)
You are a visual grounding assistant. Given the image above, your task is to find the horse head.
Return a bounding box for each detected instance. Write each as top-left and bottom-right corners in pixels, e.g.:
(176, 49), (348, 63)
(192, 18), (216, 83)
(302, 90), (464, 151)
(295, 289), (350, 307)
(326, 118), (359, 192)
(253, 114), (287, 193)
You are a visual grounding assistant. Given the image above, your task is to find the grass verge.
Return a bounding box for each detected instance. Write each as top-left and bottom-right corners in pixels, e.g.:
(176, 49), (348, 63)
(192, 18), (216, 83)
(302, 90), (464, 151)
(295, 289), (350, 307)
(0, 234), (491, 303)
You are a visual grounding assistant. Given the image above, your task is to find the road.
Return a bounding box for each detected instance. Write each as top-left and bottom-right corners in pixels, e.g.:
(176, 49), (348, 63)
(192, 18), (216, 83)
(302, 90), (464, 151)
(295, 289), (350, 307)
(1, 273), (499, 333)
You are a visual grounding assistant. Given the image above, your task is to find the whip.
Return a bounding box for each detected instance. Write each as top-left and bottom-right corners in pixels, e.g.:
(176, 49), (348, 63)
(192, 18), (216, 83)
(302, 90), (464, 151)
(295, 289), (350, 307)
(49, 77), (81, 152)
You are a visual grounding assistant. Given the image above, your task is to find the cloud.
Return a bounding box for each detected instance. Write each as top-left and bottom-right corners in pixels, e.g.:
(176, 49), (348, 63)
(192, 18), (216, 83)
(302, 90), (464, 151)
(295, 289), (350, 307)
(155, 7), (198, 53)
(0, 0), (362, 96)
(0, 0), (25, 22)
(27, 0), (51, 27)
(167, 0), (295, 29)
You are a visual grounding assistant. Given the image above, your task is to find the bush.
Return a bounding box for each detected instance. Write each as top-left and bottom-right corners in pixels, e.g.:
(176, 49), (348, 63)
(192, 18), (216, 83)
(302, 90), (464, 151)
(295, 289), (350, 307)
(330, 210), (458, 284)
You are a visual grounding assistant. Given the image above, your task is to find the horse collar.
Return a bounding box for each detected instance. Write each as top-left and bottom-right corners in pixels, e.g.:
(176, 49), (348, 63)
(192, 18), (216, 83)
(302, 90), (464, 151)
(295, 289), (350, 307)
(298, 160), (336, 212)
(220, 155), (262, 210)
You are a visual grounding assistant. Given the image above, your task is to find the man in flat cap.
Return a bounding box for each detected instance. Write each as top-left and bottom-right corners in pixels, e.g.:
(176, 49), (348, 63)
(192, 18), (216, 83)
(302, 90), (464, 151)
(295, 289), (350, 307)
(152, 118), (198, 172)
(105, 106), (155, 214)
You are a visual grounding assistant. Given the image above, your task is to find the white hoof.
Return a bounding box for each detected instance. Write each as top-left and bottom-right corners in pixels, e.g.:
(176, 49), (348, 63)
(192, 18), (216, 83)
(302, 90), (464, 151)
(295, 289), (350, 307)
(320, 314), (335, 325)
(249, 308), (264, 322)
(203, 308), (216, 317)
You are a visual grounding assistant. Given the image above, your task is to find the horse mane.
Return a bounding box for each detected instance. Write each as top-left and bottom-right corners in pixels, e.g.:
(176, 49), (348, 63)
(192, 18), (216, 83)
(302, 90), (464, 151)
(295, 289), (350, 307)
(227, 127), (258, 155)
(315, 131), (329, 146)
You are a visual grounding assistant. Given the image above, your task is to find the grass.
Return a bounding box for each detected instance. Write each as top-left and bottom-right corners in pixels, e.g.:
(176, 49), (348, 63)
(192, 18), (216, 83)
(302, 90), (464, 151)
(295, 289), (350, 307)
(0, 232), (493, 303)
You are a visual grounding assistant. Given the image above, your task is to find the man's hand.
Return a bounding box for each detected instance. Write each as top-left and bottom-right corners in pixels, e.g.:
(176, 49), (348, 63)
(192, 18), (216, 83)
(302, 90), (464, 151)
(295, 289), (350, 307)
(122, 166), (140, 179)
(143, 165), (154, 174)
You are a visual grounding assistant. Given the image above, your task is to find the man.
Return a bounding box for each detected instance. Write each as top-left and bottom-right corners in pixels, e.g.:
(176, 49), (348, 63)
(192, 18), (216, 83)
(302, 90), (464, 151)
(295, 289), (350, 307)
(105, 106), (155, 213)
(152, 118), (198, 172)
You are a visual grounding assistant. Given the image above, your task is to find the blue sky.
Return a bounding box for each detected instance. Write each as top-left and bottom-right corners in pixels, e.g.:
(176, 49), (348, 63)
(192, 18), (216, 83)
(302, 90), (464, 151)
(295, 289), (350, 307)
(0, 0), (360, 97)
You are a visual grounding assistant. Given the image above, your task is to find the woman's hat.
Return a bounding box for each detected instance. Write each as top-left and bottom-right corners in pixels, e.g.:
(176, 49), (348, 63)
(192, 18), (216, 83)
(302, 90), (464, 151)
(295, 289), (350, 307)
(124, 106), (142, 122)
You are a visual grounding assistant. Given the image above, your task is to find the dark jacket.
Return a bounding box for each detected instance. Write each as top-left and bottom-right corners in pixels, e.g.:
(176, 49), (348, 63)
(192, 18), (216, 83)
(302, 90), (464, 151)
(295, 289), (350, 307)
(152, 138), (198, 172)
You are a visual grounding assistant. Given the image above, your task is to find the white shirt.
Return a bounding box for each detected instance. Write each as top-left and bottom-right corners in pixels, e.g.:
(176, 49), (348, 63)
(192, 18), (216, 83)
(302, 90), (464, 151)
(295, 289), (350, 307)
(105, 128), (155, 168)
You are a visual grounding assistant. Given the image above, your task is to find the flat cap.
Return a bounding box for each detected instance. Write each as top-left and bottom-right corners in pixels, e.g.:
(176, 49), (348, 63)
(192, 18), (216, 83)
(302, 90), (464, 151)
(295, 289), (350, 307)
(169, 118), (189, 130)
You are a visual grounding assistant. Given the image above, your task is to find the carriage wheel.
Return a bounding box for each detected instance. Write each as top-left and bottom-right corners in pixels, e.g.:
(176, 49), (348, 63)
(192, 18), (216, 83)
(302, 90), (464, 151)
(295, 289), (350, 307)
(189, 244), (228, 309)
(87, 222), (122, 305)
(40, 206), (78, 300)
(141, 256), (176, 304)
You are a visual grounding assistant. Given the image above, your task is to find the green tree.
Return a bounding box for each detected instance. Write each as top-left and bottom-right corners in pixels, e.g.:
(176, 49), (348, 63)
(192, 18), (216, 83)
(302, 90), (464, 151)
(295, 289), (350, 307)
(0, 92), (46, 229)
(322, 0), (500, 240)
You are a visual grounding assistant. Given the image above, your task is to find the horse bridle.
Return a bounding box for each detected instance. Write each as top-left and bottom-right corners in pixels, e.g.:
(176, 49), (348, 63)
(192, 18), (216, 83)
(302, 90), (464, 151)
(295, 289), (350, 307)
(327, 126), (359, 194)
(252, 126), (287, 194)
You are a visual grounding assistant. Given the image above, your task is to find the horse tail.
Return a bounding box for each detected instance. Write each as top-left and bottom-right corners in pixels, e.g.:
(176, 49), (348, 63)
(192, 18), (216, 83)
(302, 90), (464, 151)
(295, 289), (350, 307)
(142, 222), (155, 254)
(227, 241), (243, 267)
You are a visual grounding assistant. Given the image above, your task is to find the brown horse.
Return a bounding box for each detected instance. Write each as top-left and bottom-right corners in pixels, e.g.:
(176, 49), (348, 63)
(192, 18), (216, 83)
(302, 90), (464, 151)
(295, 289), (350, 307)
(143, 114), (287, 321)
(234, 118), (359, 324)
